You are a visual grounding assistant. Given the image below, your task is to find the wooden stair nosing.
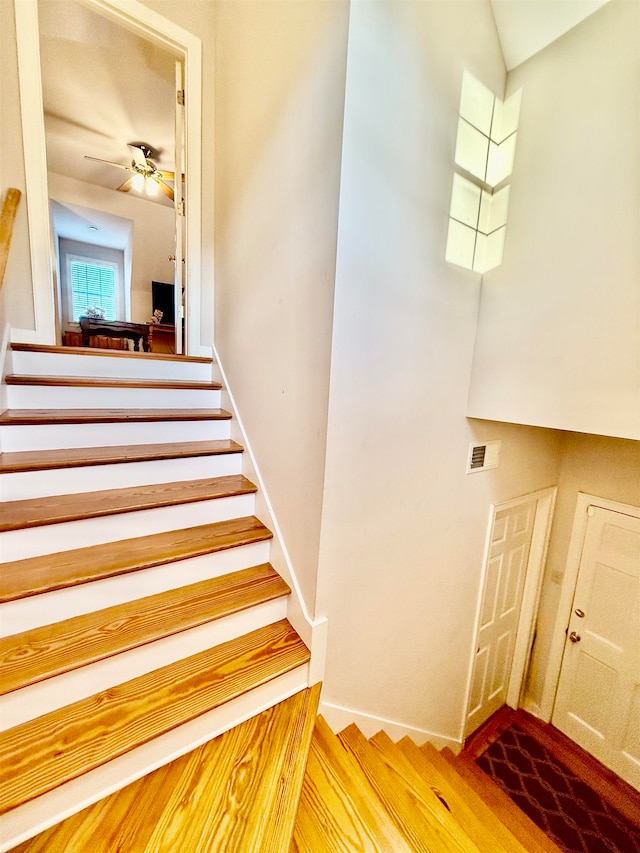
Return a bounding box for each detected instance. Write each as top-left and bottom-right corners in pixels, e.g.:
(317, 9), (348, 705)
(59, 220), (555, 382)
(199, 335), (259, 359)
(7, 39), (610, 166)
(0, 474), (257, 533)
(11, 685), (321, 853)
(440, 748), (563, 853)
(0, 563), (290, 696)
(0, 619), (310, 815)
(367, 730), (482, 853)
(0, 515), (273, 603)
(338, 724), (472, 853)
(5, 374), (222, 391)
(0, 439), (243, 474)
(0, 407), (232, 426)
(398, 737), (527, 853)
(292, 715), (414, 852)
(10, 343), (212, 364)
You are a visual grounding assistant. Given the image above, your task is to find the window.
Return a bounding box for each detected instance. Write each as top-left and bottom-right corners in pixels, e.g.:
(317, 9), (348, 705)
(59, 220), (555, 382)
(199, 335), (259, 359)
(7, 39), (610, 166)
(67, 255), (119, 321)
(446, 72), (522, 274)
(58, 238), (126, 324)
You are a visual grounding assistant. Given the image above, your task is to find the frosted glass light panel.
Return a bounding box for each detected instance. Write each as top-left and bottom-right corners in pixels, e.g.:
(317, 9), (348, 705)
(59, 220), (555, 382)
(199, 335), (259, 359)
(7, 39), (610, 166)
(446, 218), (476, 270)
(450, 174), (481, 228)
(474, 227), (506, 274)
(455, 119), (489, 182)
(492, 89), (522, 144)
(486, 134), (518, 188)
(459, 71), (494, 136)
(455, 72), (522, 188)
(478, 185), (510, 235)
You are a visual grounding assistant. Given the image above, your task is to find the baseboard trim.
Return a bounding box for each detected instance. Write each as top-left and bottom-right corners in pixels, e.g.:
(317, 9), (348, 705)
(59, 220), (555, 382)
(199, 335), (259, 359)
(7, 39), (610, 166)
(319, 700), (462, 751)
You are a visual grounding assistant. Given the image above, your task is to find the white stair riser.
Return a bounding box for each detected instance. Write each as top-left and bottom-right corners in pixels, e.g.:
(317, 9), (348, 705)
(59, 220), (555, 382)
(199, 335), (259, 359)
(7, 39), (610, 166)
(1, 597), (288, 731)
(0, 492), (256, 562)
(10, 351), (212, 382)
(6, 385), (221, 410)
(0, 453), (243, 501)
(1, 539), (272, 637)
(0, 667), (309, 853)
(0, 418), (231, 452)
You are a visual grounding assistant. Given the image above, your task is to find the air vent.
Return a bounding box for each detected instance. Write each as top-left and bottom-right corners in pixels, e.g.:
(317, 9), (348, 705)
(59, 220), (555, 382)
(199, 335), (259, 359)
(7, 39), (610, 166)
(467, 440), (501, 473)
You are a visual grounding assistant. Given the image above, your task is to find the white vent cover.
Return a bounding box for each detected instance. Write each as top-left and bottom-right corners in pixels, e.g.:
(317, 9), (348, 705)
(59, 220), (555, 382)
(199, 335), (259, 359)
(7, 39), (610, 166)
(467, 440), (501, 473)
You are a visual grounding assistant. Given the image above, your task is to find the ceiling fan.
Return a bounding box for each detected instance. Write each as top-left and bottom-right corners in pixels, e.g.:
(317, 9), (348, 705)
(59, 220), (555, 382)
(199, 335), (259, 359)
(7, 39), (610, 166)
(85, 143), (175, 201)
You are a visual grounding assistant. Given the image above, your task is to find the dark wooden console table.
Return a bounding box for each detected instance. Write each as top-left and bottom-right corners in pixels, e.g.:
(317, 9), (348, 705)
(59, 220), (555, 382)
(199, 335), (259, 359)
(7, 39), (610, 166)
(79, 317), (150, 352)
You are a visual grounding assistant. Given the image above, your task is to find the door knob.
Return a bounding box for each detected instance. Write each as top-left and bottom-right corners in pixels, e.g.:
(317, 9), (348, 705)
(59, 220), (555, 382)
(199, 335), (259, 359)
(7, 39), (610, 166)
(569, 631), (581, 643)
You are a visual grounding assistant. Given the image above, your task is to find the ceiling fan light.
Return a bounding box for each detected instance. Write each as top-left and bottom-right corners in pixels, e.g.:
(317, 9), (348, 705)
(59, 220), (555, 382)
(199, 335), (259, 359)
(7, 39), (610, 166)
(132, 172), (145, 192)
(146, 178), (159, 196)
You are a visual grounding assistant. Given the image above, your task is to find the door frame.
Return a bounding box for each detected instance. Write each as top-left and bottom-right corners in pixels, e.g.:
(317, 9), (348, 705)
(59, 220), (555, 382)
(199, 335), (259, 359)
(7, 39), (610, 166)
(461, 485), (557, 740)
(539, 492), (640, 723)
(13, 0), (203, 355)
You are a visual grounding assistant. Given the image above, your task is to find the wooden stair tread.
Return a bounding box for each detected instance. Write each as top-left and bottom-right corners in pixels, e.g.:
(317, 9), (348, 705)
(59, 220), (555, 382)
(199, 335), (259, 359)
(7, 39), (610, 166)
(339, 725), (476, 853)
(0, 474), (256, 532)
(440, 748), (562, 853)
(5, 374), (222, 390)
(0, 515), (273, 602)
(10, 343), (212, 364)
(292, 715), (415, 852)
(0, 563), (289, 695)
(398, 738), (526, 853)
(0, 619), (310, 815)
(0, 407), (231, 425)
(0, 439), (243, 474)
(11, 685), (321, 853)
(367, 730), (481, 853)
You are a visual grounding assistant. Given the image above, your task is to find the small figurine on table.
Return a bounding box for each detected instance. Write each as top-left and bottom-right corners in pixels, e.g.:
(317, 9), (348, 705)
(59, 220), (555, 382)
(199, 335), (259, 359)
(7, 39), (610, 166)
(149, 309), (163, 324)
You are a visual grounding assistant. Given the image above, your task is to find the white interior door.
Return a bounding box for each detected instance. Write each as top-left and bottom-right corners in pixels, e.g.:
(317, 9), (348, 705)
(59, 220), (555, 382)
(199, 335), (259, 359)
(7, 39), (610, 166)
(466, 498), (537, 735)
(173, 60), (185, 355)
(552, 505), (640, 790)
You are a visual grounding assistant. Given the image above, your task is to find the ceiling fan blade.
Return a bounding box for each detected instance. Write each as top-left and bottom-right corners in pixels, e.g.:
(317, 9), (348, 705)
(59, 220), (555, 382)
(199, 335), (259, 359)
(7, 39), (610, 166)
(155, 170), (175, 181)
(117, 176), (134, 193)
(84, 155), (131, 171)
(155, 179), (174, 202)
(129, 145), (148, 169)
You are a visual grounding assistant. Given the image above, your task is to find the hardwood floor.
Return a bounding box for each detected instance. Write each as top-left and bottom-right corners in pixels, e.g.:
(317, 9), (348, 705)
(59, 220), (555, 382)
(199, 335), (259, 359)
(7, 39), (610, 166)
(10, 685), (321, 853)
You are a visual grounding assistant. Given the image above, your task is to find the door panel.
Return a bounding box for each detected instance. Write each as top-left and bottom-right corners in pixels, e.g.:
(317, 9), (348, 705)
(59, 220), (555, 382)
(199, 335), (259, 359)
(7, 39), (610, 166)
(552, 507), (640, 790)
(466, 498), (536, 734)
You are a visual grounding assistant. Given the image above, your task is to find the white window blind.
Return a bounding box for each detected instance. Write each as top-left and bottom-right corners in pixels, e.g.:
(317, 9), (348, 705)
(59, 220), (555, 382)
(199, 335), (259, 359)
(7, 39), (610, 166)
(68, 256), (119, 321)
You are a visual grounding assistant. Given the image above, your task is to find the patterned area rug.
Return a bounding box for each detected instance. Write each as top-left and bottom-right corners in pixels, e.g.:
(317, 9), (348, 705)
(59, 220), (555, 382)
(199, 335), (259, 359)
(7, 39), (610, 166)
(477, 724), (640, 853)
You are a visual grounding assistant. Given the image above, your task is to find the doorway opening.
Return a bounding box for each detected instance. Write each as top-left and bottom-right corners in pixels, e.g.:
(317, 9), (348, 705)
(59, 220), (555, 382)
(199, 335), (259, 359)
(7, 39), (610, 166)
(13, 0), (202, 355)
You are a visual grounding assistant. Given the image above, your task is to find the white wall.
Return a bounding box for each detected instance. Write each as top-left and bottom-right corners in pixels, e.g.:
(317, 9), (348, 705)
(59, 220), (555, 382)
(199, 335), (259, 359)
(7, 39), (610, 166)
(468, 0), (640, 440)
(0, 0), (35, 332)
(315, 0), (562, 742)
(213, 0), (350, 613)
(48, 172), (175, 324)
(524, 432), (640, 713)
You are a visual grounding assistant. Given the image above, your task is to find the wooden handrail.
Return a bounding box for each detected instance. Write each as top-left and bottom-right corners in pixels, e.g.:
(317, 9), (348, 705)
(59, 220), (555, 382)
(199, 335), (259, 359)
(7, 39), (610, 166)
(0, 188), (22, 288)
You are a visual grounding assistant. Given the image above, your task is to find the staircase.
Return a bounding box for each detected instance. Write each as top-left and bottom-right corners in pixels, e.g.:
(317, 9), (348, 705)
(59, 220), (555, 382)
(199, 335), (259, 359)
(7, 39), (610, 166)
(0, 343), (312, 850)
(0, 343), (563, 851)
